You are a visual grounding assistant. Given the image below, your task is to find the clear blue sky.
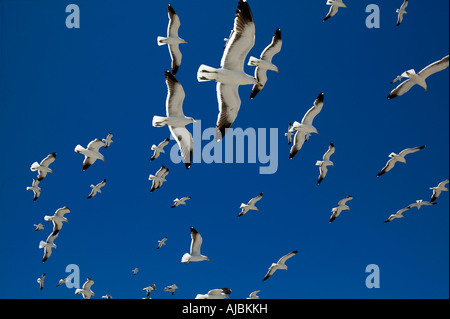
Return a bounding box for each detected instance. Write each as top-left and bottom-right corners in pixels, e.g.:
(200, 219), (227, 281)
(0, 0), (448, 299)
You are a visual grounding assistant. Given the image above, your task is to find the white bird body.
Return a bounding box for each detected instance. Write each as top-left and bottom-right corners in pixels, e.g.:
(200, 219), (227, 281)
(75, 278), (95, 299)
(401, 69), (428, 91)
(407, 200), (437, 210)
(195, 288), (231, 299)
(249, 57), (278, 73)
(152, 115), (195, 128)
(323, 0), (347, 21)
(74, 139), (105, 171)
(198, 66), (258, 86)
(247, 290), (261, 299)
(181, 227), (210, 264)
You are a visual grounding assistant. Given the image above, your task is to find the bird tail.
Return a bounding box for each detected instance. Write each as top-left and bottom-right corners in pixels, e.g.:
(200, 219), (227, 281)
(248, 56), (261, 67)
(197, 64), (218, 82)
(326, 0), (334, 4)
(30, 162), (40, 171)
(74, 145), (85, 153)
(152, 116), (167, 127)
(181, 253), (191, 263)
(291, 121), (301, 131)
(39, 240), (47, 248)
(157, 36), (168, 46)
(315, 160), (323, 166)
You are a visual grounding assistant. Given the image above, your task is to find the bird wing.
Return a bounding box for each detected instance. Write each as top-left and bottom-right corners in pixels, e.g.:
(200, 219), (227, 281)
(190, 227), (203, 255)
(377, 158), (397, 177)
(40, 153), (56, 167)
(97, 179), (107, 189)
(220, 0), (255, 71)
(418, 55), (449, 79)
(277, 250), (298, 265)
(301, 93), (324, 125)
(260, 28), (282, 62)
(387, 78), (416, 99)
(337, 196), (353, 206)
(169, 126), (193, 169)
(437, 179), (449, 189)
(248, 192), (263, 206)
(87, 188), (97, 199)
(155, 165), (167, 178)
(167, 4), (180, 38)
(216, 83), (241, 141)
(249, 290), (260, 298)
(398, 145), (425, 157)
(87, 139), (105, 152)
(323, 5), (339, 21)
(83, 278), (94, 290)
(158, 137), (171, 149)
(262, 264), (277, 281)
(289, 131), (307, 160)
(169, 45), (182, 75)
(55, 206), (70, 217)
(250, 68), (267, 99)
(82, 156), (97, 171)
(165, 70), (185, 117)
(323, 142), (335, 161)
(318, 165), (328, 185)
(400, 0), (408, 10)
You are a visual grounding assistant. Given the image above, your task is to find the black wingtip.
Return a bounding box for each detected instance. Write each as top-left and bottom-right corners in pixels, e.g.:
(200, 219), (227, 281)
(168, 4), (176, 14)
(237, 0), (253, 23)
(274, 28), (282, 40)
(165, 70), (179, 82)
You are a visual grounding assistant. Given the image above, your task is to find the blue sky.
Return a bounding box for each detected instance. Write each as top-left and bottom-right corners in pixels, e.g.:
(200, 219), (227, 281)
(0, 0), (448, 299)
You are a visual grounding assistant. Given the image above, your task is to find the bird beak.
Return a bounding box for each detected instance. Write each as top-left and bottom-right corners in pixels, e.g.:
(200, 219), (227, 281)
(226, 296), (230, 299)
(207, 259), (211, 262)
(193, 120), (198, 124)
(257, 82), (264, 87)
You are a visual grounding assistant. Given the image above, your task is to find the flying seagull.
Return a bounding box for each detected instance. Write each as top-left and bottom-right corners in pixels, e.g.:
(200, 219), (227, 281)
(39, 236), (57, 263)
(323, 0), (347, 22)
(263, 250), (298, 281)
(37, 273), (46, 290)
(430, 179), (449, 202)
(384, 207), (410, 223)
(390, 75), (404, 84)
(195, 288), (231, 299)
(285, 123), (294, 145)
(44, 206), (70, 238)
(102, 132), (114, 148)
(74, 138), (105, 171)
(289, 93), (324, 160)
(30, 152), (56, 181)
(87, 179), (106, 199)
(396, 0), (408, 26)
(150, 137), (170, 161)
(132, 268), (139, 275)
(156, 237), (168, 249)
(157, 4), (187, 75)
(164, 284), (179, 296)
(26, 178), (41, 202)
(75, 278), (95, 299)
(34, 223), (44, 231)
(238, 192), (263, 217)
(152, 71), (196, 169)
(171, 196), (191, 208)
(329, 195), (353, 223)
(376, 145), (426, 177)
(197, 0), (262, 141)
(387, 55), (449, 99)
(407, 200), (437, 210)
(56, 277), (69, 287)
(181, 227), (210, 264)
(102, 294), (113, 299)
(149, 165), (169, 192)
(143, 284), (156, 297)
(316, 142), (335, 185)
(247, 290), (261, 299)
(248, 28), (282, 99)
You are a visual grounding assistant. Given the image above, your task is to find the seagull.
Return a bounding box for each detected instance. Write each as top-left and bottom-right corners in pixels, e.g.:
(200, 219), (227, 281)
(248, 28), (282, 99)
(156, 237), (168, 249)
(143, 284), (156, 298)
(157, 4), (187, 75)
(387, 55), (449, 99)
(102, 132), (114, 148)
(152, 71), (196, 169)
(195, 288), (231, 299)
(407, 200), (437, 210)
(102, 294), (113, 299)
(384, 207), (410, 223)
(323, 0), (347, 22)
(164, 284), (179, 295)
(396, 0), (408, 26)
(171, 196), (191, 208)
(44, 206), (70, 237)
(285, 123), (294, 145)
(181, 227), (210, 264)
(430, 179), (449, 202)
(74, 138), (105, 171)
(376, 145), (426, 177)
(149, 165), (169, 192)
(26, 178), (41, 202)
(237, 192), (263, 217)
(39, 237), (56, 263)
(197, 0), (262, 141)
(390, 75), (404, 84)
(87, 179), (106, 199)
(247, 290), (261, 299)
(289, 93), (324, 160)
(329, 195), (353, 223)
(56, 277), (69, 287)
(34, 223), (44, 231)
(316, 142), (335, 185)
(75, 278), (95, 299)
(132, 268), (139, 275)
(150, 137), (170, 161)
(37, 273), (46, 290)
(30, 152), (56, 181)
(263, 250), (298, 281)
